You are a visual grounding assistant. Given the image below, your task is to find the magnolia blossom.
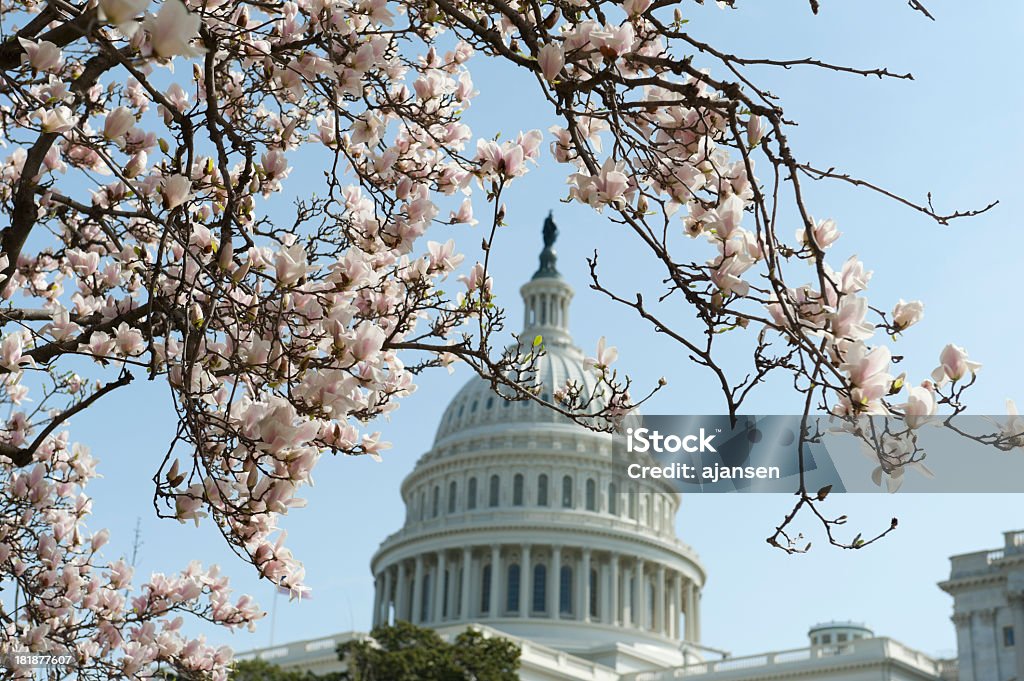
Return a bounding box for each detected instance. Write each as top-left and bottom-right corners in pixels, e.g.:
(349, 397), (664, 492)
(18, 38), (64, 72)
(584, 336), (619, 374)
(104, 106), (136, 141)
(162, 174), (193, 209)
(144, 0), (205, 58)
(538, 43), (565, 81)
(931, 343), (982, 385)
(892, 299), (924, 331)
(797, 217), (841, 250)
(99, 0), (150, 34)
(746, 115), (765, 147)
(901, 384), (937, 429)
(274, 243), (309, 286)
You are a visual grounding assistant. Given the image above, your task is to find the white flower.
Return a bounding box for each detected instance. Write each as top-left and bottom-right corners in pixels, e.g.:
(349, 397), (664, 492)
(538, 44), (564, 82)
(900, 384), (936, 429)
(18, 38), (64, 73)
(931, 343), (981, 385)
(144, 0), (205, 59)
(99, 0), (150, 35)
(584, 336), (618, 374)
(104, 107), (136, 141)
(274, 243), (308, 286)
(892, 299), (924, 332)
(161, 174), (192, 210)
(32, 106), (75, 133)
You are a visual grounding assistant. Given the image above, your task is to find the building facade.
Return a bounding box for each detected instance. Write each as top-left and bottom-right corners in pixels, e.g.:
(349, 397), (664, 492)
(940, 530), (1024, 681)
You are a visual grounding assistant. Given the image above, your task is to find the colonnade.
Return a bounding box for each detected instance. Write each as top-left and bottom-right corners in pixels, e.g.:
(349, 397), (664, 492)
(372, 544), (701, 641)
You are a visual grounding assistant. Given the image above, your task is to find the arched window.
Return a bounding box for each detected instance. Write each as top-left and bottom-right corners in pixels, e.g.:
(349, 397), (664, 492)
(629, 493), (637, 520)
(486, 396), (494, 410)
(432, 486), (440, 518)
(489, 475), (500, 507)
(467, 477), (477, 510)
(513, 474), (524, 506)
(559, 566), (573, 615)
(585, 478), (596, 511)
(481, 565), (492, 614)
(561, 475), (573, 508)
(506, 564), (520, 612)
(645, 498), (653, 527)
(590, 568), (599, 618)
(532, 564), (547, 613)
(537, 474), (549, 507)
(608, 483), (617, 515)
(418, 492), (425, 521)
(448, 481), (457, 514)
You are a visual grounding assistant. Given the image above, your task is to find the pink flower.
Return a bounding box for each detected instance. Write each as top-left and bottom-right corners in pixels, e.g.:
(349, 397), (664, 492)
(350, 323), (386, 362)
(538, 44), (564, 82)
(449, 198), (477, 226)
(161, 174), (192, 209)
(797, 217), (840, 250)
(82, 332), (116, 361)
(746, 115), (765, 147)
(144, 0), (205, 59)
(831, 296), (873, 341)
(900, 384), (937, 429)
(892, 299), (924, 331)
(584, 336), (618, 374)
(274, 243), (308, 286)
(18, 38), (64, 73)
(32, 106), (75, 133)
(931, 343), (981, 385)
(113, 322), (145, 356)
(104, 107), (136, 142)
(426, 239), (464, 274)
(99, 0), (150, 35)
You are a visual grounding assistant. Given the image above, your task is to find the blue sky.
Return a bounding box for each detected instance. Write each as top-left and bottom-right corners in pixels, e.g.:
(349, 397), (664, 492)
(74, 0), (1022, 662)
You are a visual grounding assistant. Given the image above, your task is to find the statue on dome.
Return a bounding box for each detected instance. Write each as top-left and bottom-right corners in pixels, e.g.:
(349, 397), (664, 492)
(535, 212), (560, 278)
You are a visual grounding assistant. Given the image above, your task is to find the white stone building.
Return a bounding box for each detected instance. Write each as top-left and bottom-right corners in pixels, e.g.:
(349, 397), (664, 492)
(236, 219), (980, 681)
(939, 530), (1024, 681)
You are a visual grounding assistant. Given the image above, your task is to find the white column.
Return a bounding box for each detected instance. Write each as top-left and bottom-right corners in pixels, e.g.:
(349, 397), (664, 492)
(372, 572), (383, 627)
(672, 572), (683, 639)
(695, 584), (701, 641)
(489, 545), (501, 616)
(412, 555), (424, 624)
(396, 561), (408, 622)
(656, 564), (666, 635)
(382, 568), (393, 625)
(636, 558), (646, 630)
(460, 548), (472, 621)
(433, 552), (446, 623)
(685, 580), (695, 640)
(550, 546), (562, 618)
(609, 554), (620, 625)
(581, 549), (592, 623)
(622, 561), (632, 626)
(520, 544), (532, 616)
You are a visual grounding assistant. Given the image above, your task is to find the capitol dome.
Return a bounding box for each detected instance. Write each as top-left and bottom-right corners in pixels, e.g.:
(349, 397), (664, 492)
(370, 215), (707, 672)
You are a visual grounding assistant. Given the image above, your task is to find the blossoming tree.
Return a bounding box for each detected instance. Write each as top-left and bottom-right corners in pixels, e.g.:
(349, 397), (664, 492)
(0, 0), (1017, 677)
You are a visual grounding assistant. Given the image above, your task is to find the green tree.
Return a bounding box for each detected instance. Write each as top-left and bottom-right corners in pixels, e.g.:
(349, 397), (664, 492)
(229, 659), (342, 681)
(338, 622), (520, 681)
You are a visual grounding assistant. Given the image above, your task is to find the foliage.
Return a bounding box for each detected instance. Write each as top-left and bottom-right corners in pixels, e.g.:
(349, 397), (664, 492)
(338, 622), (520, 681)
